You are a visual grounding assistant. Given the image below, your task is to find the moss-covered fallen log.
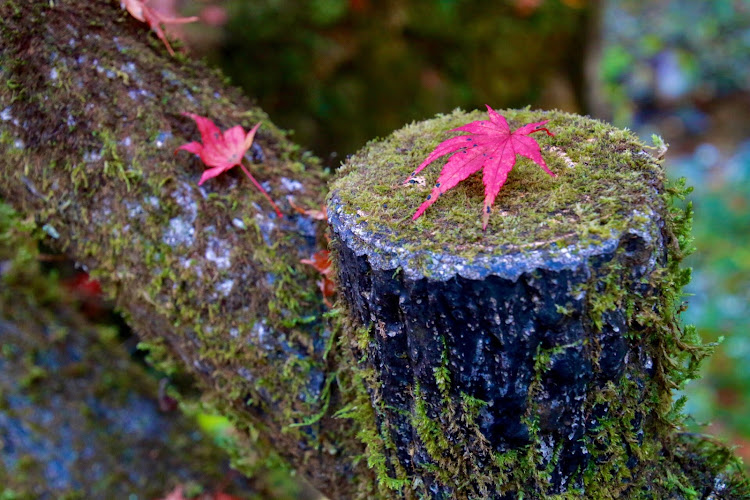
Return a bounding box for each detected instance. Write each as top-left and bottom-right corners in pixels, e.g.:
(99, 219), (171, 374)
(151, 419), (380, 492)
(0, 0), (372, 497)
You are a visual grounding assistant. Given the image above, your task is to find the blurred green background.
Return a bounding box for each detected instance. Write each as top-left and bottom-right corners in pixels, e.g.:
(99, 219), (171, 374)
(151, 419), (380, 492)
(174, 0), (750, 468)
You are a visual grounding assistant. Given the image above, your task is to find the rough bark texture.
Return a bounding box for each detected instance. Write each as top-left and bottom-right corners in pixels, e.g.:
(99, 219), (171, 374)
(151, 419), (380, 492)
(0, 1), (371, 497)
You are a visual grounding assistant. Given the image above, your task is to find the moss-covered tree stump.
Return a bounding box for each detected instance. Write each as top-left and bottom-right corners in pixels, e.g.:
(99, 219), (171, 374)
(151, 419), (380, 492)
(328, 109), (746, 498)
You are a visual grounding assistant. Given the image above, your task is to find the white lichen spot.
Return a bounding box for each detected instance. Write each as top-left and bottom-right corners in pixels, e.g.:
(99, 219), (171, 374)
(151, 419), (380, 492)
(66, 114), (76, 128)
(49, 68), (59, 80)
(539, 435), (554, 462)
(216, 279), (234, 297)
(171, 182), (198, 223)
(154, 131), (172, 148)
(1, 107), (12, 122)
(12, 139), (24, 150)
(42, 224), (60, 239)
(232, 218), (246, 230)
(547, 145), (577, 168)
(163, 217), (195, 247)
(205, 239), (232, 270)
(250, 320), (272, 349)
(229, 327), (239, 338)
(83, 149), (102, 163)
(254, 213), (277, 245)
(124, 200), (144, 218)
(146, 196), (160, 208)
(122, 62), (137, 75)
(280, 177), (304, 192)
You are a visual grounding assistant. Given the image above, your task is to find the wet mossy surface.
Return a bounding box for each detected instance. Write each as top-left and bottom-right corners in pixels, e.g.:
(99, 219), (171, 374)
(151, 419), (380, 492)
(329, 108), (663, 270)
(0, 203), (259, 499)
(0, 1), (371, 497)
(330, 109), (750, 498)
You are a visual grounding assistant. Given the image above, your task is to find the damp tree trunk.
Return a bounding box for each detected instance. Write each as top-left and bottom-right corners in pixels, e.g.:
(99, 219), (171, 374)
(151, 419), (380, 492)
(1, 1), (748, 499)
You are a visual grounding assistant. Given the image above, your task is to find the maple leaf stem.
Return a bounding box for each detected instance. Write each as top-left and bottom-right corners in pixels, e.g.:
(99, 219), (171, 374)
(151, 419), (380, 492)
(529, 127), (554, 136)
(238, 163), (283, 218)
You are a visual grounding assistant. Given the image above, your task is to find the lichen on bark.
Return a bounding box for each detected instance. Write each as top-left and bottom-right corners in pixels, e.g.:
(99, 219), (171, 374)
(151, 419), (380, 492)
(0, 1), (372, 497)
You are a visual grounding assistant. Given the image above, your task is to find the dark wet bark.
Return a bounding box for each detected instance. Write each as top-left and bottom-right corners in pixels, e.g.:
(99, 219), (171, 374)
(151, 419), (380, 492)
(330, 191), (662, 496)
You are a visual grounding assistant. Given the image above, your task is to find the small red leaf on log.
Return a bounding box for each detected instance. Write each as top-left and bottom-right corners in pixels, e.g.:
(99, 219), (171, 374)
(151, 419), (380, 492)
(176, 113), (283, 217)
(301, 250), (335, 307)
(121, 0), (198, 56)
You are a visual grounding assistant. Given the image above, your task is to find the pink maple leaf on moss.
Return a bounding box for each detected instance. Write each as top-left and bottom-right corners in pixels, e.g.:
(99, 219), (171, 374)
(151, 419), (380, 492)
(121, 0), (198, 56)
(408, 105), (556, 230)
(176, 113), (283, 218)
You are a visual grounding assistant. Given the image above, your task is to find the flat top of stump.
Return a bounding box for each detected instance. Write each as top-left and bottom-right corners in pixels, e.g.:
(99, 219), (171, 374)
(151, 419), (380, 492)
(329, 108), (667, 281)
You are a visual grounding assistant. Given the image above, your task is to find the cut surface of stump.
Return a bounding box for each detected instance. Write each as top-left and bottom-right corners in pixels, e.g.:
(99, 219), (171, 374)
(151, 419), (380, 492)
(328, 108), (740, 498)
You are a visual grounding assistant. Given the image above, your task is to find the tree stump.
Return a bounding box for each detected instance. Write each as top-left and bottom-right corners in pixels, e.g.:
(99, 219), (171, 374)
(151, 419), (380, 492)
(328, 109), (737, 498)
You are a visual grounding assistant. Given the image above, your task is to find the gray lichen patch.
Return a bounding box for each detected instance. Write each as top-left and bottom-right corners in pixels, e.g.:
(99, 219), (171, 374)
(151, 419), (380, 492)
(329, 108), (666, 281)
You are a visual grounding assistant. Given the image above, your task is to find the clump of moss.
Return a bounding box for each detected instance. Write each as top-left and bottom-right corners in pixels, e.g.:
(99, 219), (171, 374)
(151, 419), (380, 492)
(330, 107), (663, 259)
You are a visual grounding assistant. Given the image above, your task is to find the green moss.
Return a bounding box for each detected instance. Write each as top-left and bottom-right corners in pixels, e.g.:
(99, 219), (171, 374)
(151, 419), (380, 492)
(330, 108), (663, 267)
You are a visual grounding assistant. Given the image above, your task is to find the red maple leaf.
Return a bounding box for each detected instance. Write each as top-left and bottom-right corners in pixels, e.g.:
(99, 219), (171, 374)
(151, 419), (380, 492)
(301, 250), (335, 307)
(121, 0), (198, 56)
(176, 113), (283, 218)
(409, 105), (556, 230)
(62, 271), (105, 320)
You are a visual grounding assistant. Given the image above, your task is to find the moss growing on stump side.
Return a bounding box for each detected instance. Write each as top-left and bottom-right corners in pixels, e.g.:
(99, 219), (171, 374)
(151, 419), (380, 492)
(329, 108), (750, 498)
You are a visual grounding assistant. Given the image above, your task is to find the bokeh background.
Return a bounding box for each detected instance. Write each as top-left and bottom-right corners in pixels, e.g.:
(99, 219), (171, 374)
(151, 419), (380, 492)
(2, 0), (748, 498)
(170, 0), (750, 467)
